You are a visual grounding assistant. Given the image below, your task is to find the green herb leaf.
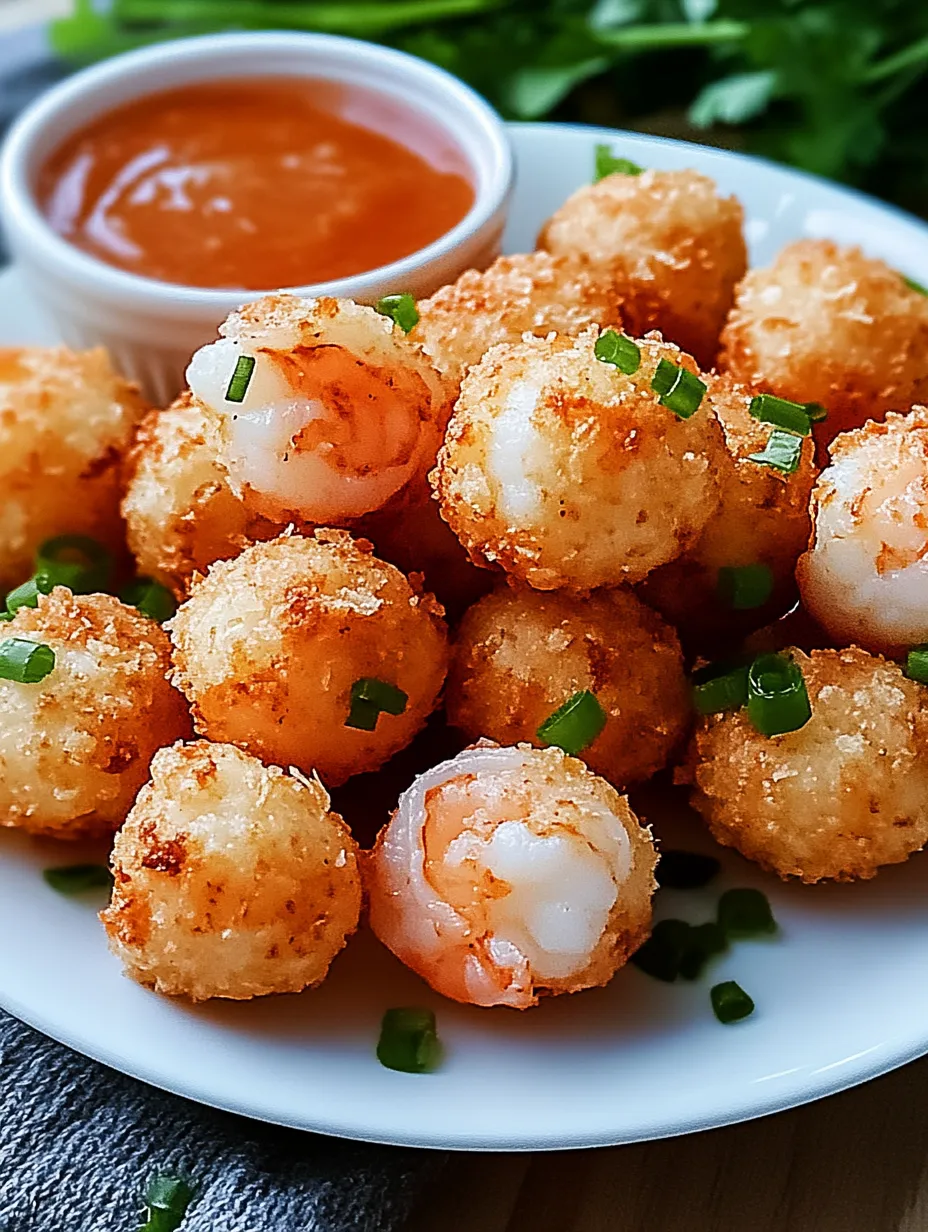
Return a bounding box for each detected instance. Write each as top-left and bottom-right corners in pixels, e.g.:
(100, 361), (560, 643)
(346, 678), (408, 731)
(689, 70), (777, 128)
(43, 864), (113, 895)
(594, 144), (643, 182)
(140, 1175), (194, 1232)
(375, 293), (419, 333)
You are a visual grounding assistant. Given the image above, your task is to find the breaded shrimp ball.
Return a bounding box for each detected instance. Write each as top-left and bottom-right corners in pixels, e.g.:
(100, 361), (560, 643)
(367, 743), (656, 1008)
(446, 586), (689, 787)
(720, 241), (928, 442)
(102, 740), (361, 1000)
(186, 293), (452, 525)
(432, 329), (727, 590)
(0, 346), (146, 591)
(411, 251), (622, 385)
(170, 530), (448, 786)
(538, 167), (746, 366)
(797, 408), (928, 655)
(0, 589), (191, 838)
(680, 647), (928, 882)
(641, 373), (817, 642)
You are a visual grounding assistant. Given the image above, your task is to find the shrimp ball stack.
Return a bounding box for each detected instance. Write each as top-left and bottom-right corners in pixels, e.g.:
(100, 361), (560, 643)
(0, 346), (146, 591)
(797, 408), (928, 655)
(681, 647), (928, 882)
(538, 168), (746, 366)
(170, 529), (448, 785)
(447, 586), (689, 787)
(367, 743), (656, 1008)
(102, 740), (361, 1000)
(641, 373), (817, 644)
(720, 241), (928, 442)
(411, 251), (622, 386)
(432, 329), (727, 590)
(0, 589), (191, 838)
(186, 293), (452, 526)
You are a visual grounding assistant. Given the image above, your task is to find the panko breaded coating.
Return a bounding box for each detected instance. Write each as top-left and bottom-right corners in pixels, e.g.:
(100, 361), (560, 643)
(446, 586), (689, 787)
(720, 240), (928, 443)
(169, 529), (449, 785)
(797, 408), (928, 655)
(122, 392), (282, 597)
(432, 329), (727, 590)
(537, 168), (746, 366)
(680, 647), (928, 882)
(0, 346), (146, 591)
(641, 373), (817, 644)
(411, 251), (622, 386)
(102, 740), (361, 1000)
(0, 589), (191, 838)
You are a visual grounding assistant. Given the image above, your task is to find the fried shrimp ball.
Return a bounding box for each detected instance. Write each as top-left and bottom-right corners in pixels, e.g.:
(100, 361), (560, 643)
(0, 589), (191, 838)
(432, 329), (727, 590)
(170, 530), (448, 786)
(367, 742), (656, 1008)
(720, 241), (928, 442)
(0, 346), (146, 591)
(641, 373), (817, 643)
(186, 293), (452, 525)
(680, 647), (928, 883)
(537, 167), (746, 366)
(411, 252), (622, 385)
(797, 408), (928, 655)
(446, 586), (689, 787)
(102, 740), (361, 1000)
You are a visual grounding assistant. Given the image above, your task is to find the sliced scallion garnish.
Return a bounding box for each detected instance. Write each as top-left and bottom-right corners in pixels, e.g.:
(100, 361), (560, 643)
(377, 1007), (442, 1073)
(536, 689), (606, 756)
(140, 1175), (195, 1232)
(35, 534), (112, 594)
(630, 918), (692, 983)
(804, 401), (828, 424)
(655, 849), (721, 890)
(43, 864), (113, 895)
(679, 922), (728, 981)
(903, 274), (928, 296)
(5, 574), (53, 615)
(746, 652), (812, 736)
(904, 645), (928, 683)
(594, 329), (640, 374)
(711, 980), (755, 1024)
(225, 354), (256, 403)
(346, 677), (408, 731)
(0, 638), (55, 684)
(748, 428), (803, 474)
(748, 393), (813, 436)
(718, 887), (777, 938)
(594, 144), (643, 182)
(650, 359), (706, 418)
(717, 562), (774, 610)
(375, 293), (419, 334)
(120, 577), (178, 623)
(692, 660), (749, 716)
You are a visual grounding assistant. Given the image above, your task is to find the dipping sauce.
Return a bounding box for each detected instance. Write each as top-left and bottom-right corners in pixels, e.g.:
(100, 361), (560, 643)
(36, 78), (476, 290)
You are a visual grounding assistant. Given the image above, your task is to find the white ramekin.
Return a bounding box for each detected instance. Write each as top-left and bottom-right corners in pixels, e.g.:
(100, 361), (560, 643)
(0, 32), (514, 405)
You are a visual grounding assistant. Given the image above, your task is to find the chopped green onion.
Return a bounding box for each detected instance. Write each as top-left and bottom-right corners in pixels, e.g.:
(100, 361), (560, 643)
(0, 638), (55, 684)
(43, 863), (113, 895)
(377, 1007), (442, 1073)
(346, 677), (408, 731)
(904, 645), (928, 684)
(650, 359), (706, 418)
(140, 1175), (195, 1232)
(717, 887), (777, 938)
(375, 293), (419, 334)
(903, 274), (928, 297)
(748, 393), (813, 436)
(804, 402), (828, 424)
(748, 428), (803, 474)
(692, 660), (749, 716)
(656, 849), (721, 890)
(594, 143), (643, 182)
(536, 689), (606, 755)
(630, 918), (692, 983)
(711, 980), (755, 1024)
(225, 354), (256, 403)
(121, 577), (177, 623)
(0, 611), (12, 622)
(594, 329), (640, 374)
(35, 534), (112, 594)
(679, 922), (728, 981)
(717, 563), (774, 610)
(6, 574), (53, 615)
(747, 652), (812, 736)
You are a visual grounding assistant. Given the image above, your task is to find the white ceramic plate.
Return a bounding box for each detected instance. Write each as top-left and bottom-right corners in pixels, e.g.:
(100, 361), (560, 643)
(2, 122), (928, 1152)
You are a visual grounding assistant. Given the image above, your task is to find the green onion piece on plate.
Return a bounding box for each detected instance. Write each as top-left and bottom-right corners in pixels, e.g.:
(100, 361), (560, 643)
(748, 428), (803, 474)
(746, 652), (812, 736)
(717, 562), (774, 610)
(536, 689), (606, 755)
(692, 660), (749, 716)
(594, 143), (643, 182)
(650, 359), (706, 418)
(655, 849), (721, 890)
(904, 645), (928, 684)
(43, 863), (113, 895)
(225, 354), (256, 403)
(346, 677), (408, 731)
(748, 393), (813, 436)
(6, 573), (53, 615)
(903, 274), (928, 296)
(717, 887), (777, 938)
(120, 577), (178, 623)
(679, 921), (728, 981)
(594, 329), (640, 374)
(630, 918), (692, 982)
(375, 293), (419, 334)
(140, 1175), (195, 1232)
(0, 637), (55, 684)
(35, 534), (112, 594)
(377, 1007), (442, 1073)
(804, 401), (828, 424)
(711, 980), (755, 1024)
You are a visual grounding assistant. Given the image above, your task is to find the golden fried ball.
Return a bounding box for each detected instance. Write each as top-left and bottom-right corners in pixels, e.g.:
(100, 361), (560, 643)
(169, 529), (449, 785)
(641, 372), (817, 645)
(446, 586), (689, 787)
(0, 589), (191, 838)
(680, 647), (928, 882)
(719, 240), (928, 443)
(411, 251), (622, 385)
(102, 740), (361, 1000)
(0, 346), (146, 591)
(537, 168), (746, 366)
(432, 329), (727, 590)
(122, 392), (282, 597)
